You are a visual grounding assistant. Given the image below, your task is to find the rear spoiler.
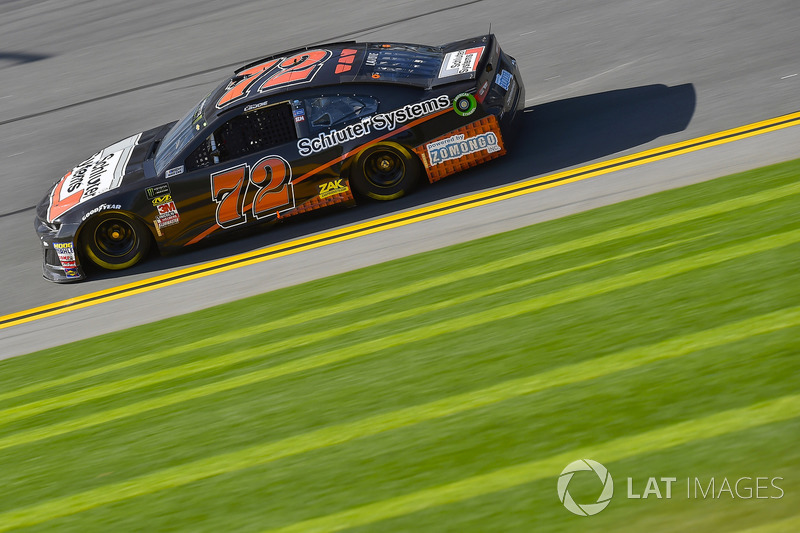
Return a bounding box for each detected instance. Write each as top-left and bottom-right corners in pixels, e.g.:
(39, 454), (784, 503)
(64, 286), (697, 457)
(429, 34), (499, 88)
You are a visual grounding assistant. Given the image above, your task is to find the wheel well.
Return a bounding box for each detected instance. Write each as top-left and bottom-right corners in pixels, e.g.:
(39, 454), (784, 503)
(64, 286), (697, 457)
(75, 210), (156, 261)
(343, 141), (423, 183)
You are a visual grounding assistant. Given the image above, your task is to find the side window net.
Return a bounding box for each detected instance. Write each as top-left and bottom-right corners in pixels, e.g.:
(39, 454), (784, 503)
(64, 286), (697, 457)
(185, 103), (296, 171)
(186, 137), (214, 171)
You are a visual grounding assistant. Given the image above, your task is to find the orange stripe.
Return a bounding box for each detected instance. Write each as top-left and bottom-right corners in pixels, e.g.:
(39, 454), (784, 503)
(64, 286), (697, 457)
(186, 107), (453, 246)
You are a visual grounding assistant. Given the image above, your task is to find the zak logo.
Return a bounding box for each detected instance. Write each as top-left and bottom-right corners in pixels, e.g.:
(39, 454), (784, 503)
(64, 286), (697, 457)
(318, 179), (348, 199)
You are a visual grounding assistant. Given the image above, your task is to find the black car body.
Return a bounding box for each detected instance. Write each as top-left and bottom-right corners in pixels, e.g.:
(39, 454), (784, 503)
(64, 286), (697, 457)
(35, 34), (525, 282)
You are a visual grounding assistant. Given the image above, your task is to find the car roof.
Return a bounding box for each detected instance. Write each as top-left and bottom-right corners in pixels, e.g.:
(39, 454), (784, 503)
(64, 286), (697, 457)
(202, 37), (493, 120)
(200, 35), (492, 123)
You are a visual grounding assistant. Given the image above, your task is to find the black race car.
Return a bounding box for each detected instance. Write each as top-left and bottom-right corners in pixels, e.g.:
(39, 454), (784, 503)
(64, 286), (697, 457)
(35, 34), (525, 282)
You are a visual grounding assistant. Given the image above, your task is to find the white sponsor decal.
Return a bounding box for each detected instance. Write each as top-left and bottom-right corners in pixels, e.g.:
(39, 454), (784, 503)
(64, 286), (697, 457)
(438, 47), (484, 78)
(48, 133), (141, 221)
(166, 165), (184, 178)
(81, 203), (122, 222)
(297, 95), (450, 156)
(426, 131), (501, 165)
(244, 101), (270, 113)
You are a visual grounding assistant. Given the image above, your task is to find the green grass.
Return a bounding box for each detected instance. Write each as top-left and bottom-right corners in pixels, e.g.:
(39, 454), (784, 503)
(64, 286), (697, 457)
(1, 159), (799, 532)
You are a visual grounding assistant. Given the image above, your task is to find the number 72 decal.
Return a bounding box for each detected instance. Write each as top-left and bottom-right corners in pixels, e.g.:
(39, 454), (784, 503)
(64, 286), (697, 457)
(216, 49), (332, 109)
(210, 155), (294, 229)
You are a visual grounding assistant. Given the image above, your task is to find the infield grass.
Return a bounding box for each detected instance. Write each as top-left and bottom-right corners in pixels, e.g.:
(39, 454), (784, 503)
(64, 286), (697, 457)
(0, 159), (799, 531)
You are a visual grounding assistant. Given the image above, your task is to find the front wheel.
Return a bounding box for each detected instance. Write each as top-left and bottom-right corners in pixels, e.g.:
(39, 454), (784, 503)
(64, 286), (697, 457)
(81, 212), (151, 270)
(350, 143), (422, 200)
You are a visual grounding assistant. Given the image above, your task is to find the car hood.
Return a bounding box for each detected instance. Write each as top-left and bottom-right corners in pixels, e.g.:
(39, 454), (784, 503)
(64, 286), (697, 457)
(43, 125), (167, 223)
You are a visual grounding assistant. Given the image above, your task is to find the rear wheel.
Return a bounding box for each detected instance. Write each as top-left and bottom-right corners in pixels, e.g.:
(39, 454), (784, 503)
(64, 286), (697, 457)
(350, 143), (421, 200)
(81, 212), (151, 270)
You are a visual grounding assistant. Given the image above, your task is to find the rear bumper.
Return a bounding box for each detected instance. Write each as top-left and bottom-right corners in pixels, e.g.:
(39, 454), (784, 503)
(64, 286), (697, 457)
(496, 54), (526, 140)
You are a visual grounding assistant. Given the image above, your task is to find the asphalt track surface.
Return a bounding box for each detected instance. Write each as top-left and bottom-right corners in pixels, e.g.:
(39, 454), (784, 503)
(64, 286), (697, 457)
(0, 0), (799, 358)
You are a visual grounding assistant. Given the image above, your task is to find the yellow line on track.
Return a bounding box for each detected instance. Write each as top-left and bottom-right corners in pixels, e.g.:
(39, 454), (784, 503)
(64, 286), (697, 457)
(2, 110), (799, 330)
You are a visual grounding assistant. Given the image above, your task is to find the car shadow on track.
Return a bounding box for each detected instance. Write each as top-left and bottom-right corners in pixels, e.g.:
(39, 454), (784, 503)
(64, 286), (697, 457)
(89, 82), (696, 282)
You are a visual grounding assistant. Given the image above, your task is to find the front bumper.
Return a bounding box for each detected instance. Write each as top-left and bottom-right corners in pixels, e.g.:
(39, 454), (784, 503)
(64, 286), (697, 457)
(35, 215), (86, 283)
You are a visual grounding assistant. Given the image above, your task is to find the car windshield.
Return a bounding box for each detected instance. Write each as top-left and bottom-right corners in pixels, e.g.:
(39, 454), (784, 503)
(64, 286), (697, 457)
(154, 96), (208, 174)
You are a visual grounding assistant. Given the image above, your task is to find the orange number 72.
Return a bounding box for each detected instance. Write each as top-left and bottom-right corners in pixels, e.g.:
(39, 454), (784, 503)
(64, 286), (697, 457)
(210, 156), (293, 229)
(216, 49), (332, 109)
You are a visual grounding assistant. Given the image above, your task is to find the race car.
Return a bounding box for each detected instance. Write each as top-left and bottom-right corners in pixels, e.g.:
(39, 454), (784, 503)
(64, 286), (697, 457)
(34, 34), (525, 282)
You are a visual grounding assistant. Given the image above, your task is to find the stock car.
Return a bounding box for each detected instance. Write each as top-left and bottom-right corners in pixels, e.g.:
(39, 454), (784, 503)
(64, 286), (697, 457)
(35, 34), (525, 282)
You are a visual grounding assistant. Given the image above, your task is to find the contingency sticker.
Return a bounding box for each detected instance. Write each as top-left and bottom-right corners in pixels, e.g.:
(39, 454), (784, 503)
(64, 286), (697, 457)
(495, 69), (512, 91)
(147, 183), (180, 234)
(53, 242), (77, 269)
(155, 200), (180, 230)
(145, 183), (171, 200)
(438, 46), (484, 78)
(166, 165), (184, 178)
(318, 179), (349, 199)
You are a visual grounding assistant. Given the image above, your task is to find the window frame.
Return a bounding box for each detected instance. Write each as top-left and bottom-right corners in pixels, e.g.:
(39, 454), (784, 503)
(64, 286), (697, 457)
(183, 100), (298, 172)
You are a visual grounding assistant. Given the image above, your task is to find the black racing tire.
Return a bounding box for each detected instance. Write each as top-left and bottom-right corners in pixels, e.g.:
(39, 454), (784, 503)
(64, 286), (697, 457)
(80, 211), (151, 270)
(350, 143), (422, 201)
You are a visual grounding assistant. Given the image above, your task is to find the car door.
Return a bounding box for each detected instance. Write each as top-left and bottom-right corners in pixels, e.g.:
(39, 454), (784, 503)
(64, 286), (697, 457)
(169, 101), (303, 246)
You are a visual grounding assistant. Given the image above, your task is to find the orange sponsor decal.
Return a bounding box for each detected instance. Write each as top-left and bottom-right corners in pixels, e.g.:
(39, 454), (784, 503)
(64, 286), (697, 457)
(414, 115), (506, 183)
(335, 48), (358, 74)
